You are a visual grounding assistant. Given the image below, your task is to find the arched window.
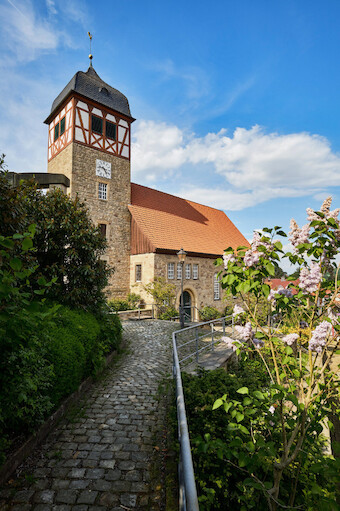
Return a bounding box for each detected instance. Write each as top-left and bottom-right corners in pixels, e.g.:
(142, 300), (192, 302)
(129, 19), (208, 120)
(214, 273), (220, 300)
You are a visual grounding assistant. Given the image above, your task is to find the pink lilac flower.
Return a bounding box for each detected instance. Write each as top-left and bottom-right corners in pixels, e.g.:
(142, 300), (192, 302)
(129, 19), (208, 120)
(299, 263), (322, 294)
(267, 289), (277, 306)
(221, 336), (237, 352)
(252, 231), (272, 251)
(223, 253), (236, 268)
(233, 304), (245, 317)
(252, 338), (264, 349)
(244, 250), (260, 267)
(328, 308), (339, 325)
(268, 405), (275, 414)
(289, 219), (310, 253)
(235, 322), (254, 342)
(309, 321), (331, 353)
(282, 333), (299, 346)
(277, 286), (293, 298)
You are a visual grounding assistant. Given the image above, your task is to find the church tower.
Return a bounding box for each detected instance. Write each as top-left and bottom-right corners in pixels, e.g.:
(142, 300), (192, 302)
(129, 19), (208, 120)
(44, 64), (135, 298)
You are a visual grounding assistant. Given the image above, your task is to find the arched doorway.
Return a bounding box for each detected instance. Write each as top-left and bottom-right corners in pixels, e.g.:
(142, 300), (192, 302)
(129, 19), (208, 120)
(180, 291), (192, 321)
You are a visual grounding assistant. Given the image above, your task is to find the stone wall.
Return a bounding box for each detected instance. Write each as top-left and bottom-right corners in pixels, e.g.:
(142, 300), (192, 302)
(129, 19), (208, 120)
(130, 253), (155, 304)
(48, 141), (131, 298)
(129, 252), (225, 320)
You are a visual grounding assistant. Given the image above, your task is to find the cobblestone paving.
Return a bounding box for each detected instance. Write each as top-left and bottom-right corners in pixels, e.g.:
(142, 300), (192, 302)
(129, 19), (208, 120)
(0, 320), (179, 511)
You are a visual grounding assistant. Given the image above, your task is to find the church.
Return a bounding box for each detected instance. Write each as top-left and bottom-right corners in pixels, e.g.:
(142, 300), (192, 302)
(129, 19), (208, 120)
(42, 63), (248, 320)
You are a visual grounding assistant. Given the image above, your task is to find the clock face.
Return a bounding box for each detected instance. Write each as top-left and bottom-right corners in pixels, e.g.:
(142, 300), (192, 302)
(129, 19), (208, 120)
(96, 159), (111, 179)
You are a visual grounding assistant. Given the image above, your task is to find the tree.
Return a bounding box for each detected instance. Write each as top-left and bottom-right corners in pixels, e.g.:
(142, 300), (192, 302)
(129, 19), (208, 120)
(23, 186), (111, 310)
(143, 277), (176, 315)
(214, 201), (340, 509)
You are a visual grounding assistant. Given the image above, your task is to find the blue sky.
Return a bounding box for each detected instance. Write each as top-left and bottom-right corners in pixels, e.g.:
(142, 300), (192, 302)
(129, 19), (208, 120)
(1, 0), (340, 248)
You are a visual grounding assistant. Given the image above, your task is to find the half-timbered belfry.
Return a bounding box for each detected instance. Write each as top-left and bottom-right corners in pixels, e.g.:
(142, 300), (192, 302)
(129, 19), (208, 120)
(44, 64), (135, 297)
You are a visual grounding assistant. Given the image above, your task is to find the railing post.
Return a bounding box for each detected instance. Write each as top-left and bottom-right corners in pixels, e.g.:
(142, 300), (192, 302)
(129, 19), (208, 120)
(222, 316), (226, 335)
(211, 322), (214, 351)
(152, 304), (154, 319)
(138, 307), (140, 320)
(195, 328), (199, 363)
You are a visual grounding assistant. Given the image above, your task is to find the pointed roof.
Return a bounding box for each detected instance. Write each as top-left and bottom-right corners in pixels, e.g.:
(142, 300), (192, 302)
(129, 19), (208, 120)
(44, 66), (134, 124)
(129, 183), (249, 257)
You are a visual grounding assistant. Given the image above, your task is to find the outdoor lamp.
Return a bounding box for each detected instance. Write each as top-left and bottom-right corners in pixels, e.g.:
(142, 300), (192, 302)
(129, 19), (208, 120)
(177, 248), (187, 263)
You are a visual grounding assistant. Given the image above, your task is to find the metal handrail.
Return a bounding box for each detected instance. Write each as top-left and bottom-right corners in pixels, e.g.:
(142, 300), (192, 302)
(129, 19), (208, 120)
(173, 330), (200, 511)
(172, 315), (233, 510)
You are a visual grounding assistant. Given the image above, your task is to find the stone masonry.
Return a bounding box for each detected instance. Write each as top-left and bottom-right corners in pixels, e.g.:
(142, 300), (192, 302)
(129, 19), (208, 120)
(131, 252), (224, 320)
(0, 320), (179, 511)
(48, 142), (131, 298)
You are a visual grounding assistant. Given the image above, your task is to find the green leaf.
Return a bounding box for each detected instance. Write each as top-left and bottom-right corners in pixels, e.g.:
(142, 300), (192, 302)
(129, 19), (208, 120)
(237, 387), (249, 394)
(253, 391), (265, 400)
(265, 262), (275, 276)
(235, 412), (244, 423)
(10, 257), (23, 271)
(213, 398), (224, 410)
(243, 397), (253, 406)
(22, 237), (33, 251)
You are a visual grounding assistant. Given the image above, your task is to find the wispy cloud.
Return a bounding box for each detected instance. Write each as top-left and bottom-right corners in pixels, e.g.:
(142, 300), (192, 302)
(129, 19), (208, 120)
(131, 120), (340, 210)
(0, 0), (59, 62)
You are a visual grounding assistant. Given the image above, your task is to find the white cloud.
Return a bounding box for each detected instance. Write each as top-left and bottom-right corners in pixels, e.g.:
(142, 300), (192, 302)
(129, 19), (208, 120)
(0, 0), (60, 61)
(131, 121), (340, 210)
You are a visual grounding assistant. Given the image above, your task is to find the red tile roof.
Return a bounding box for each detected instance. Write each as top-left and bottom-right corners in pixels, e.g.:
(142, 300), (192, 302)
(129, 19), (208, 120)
(129, 183), (249, 256)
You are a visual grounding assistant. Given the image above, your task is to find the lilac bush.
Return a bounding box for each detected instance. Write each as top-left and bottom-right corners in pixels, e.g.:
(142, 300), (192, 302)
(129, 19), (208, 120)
(213, 197), (340, 509)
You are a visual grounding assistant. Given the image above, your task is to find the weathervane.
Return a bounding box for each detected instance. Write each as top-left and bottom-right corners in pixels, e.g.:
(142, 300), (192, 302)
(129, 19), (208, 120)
(88, 32), (93, 67)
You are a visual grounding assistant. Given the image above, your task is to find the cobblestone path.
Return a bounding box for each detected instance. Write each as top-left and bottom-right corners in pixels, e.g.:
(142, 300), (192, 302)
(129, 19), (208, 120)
(0, 320), (179, 511)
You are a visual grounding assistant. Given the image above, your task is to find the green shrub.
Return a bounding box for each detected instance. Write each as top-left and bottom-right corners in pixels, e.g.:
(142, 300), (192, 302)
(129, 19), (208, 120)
(159, 306), (178, 320)
(199, 306), (222, 321)
(46, 306), (121, 405)
(108, 298), (131, 311)
(180, 361), (339, 510)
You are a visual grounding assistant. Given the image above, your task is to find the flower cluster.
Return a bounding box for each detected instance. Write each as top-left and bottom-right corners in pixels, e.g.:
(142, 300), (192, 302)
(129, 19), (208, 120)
(252, 338), (264, 349)
(235, 322), (254, 342)
(267, 289), (277, 306)
(299, 262), (322, 294)
(223, 252), (236, 268)
(221, 336), (237, 352)
(328, 308), (340, 325)
(233, 304), (245, 317)
(309, 321), (331, 353)
(244, 249), (260, 267)
(243, 231), (271, 267)
(277, 286), (293, 298)
(307, 196), (340, 224)
(289, 219), (310, 253)
(282, 333), (299, 346)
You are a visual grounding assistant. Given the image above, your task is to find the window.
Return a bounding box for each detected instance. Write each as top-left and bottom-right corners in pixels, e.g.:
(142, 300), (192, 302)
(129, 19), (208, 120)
(135, 264), (142, 282)
(193, 264), (199, 280)
(92, 114), (103, 135)
(99, 223), (107, 238)
(60, 116), (65, 135)
(54, 123), (59, 141)
(177, 263), (182, 280)
(168, 262), (175, 280)
(98, 182), (107, 200)
(106, 120), (116, 140)
(214, 273), (220, 300)
(185, 264), (191, 279)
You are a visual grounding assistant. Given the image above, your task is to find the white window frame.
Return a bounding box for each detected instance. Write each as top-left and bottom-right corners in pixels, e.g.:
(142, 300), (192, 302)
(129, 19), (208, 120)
(135, 264), (142, 282)
(168, 262), (175, 280)
(98, 182), (107, 200)
(193, 264), (199, 280)
(185, 264), (191, 279)
(177, 263), (182, 280)
(214, 273), (220, 300)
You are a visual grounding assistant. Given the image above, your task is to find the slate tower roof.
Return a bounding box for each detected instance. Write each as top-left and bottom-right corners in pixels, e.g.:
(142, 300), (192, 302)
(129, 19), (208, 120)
(44, 66), (134, 124)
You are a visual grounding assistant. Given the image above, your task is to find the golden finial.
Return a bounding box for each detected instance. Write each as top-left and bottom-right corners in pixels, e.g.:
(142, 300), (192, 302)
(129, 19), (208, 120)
(88, 32), (93, 66)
